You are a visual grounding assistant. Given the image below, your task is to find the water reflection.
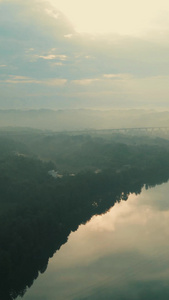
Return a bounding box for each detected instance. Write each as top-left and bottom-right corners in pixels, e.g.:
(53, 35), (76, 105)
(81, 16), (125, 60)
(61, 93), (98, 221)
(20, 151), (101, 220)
(20, 182), (169, 300)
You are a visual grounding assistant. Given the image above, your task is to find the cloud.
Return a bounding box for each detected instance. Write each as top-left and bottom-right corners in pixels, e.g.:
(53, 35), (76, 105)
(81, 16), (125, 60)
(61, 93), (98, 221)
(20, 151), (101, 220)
(103, 74), (133, 80)
(1, 75), (36, 84)
(64, 33), (73, 39)
(36, 54), (67, 60)
(72, 78), (99, 85)
(1, 0), (169, 109)
(0, 0), (74, 42)
(0, 75), (67, 86)
(45, 8), (59, 19)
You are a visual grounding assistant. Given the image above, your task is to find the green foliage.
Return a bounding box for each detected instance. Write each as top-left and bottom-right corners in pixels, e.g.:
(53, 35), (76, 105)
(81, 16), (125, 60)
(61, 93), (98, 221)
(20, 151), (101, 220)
(0, 130), (169, 299)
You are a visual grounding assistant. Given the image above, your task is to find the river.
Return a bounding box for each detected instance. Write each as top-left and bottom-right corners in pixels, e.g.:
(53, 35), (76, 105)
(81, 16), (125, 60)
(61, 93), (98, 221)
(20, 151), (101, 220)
(17, 181), (169, 300)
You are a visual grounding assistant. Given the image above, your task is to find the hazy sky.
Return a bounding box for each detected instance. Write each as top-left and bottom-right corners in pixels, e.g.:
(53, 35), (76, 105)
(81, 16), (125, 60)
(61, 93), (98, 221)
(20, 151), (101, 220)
(1, 0), (169, 109)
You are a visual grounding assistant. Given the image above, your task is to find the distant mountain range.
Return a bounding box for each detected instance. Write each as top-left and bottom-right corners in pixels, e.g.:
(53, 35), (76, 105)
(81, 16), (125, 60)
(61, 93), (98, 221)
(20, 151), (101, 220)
(0, 109), (169, 131)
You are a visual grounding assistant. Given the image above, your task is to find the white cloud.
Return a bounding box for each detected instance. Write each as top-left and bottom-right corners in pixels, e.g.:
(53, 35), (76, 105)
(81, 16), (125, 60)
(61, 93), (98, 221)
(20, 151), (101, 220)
(49, 0), (169, 36)
(1, 0), (169, 109)
(0, 75), (67, 86)
(64, 33), (73, 38)
(71, 74), (133, 87)
(72, 78), (99, 85)
(65, 74), (169, 109)
(45, 8), (59, 19)
(103, 74), (133, 80)
(34, 54), (67, 61)
(38, 54), (58, 60)
(11, 76), (30, 80)
(2, 75), (35, 84)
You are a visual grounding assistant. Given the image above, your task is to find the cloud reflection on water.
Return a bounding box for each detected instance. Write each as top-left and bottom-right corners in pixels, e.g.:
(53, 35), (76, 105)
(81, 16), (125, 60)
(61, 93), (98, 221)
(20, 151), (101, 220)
(21, 182), (169, 300)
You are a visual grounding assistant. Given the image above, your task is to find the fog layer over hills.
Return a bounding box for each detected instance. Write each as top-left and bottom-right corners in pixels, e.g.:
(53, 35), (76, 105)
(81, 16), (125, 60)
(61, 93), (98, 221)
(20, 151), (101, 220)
(0, 109), (169, 131)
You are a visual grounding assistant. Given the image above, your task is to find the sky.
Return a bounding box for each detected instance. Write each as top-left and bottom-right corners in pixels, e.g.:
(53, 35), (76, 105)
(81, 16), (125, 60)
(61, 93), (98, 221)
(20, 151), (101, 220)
(1, 0), (169, 110)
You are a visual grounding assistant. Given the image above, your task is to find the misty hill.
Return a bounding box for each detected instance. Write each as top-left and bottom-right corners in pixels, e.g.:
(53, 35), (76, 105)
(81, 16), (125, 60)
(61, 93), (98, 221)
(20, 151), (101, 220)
(1, 128), (169, 173)
(0, 109), (169, 131)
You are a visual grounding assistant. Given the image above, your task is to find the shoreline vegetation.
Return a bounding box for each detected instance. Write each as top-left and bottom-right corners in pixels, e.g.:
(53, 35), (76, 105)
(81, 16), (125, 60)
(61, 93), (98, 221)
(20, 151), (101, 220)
(0, 128), (169, 299)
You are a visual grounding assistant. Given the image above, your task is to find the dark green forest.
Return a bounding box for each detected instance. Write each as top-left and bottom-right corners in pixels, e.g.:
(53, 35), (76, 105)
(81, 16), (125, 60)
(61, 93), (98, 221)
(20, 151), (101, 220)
(0, 129), (169, 300)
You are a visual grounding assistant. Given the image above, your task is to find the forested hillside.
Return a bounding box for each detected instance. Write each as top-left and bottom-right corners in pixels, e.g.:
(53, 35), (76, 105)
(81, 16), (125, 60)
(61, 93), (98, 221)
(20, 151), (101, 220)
(0, 129), (169, 299)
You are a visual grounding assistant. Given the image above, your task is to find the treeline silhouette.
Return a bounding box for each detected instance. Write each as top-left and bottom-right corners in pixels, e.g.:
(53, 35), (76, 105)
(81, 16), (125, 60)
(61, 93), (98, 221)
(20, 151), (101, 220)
(0, 132), (169, 299)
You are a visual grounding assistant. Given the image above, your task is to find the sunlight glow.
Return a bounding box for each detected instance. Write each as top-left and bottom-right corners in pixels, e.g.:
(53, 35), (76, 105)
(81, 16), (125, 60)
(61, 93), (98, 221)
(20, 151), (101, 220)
(49, 0), (169, 35)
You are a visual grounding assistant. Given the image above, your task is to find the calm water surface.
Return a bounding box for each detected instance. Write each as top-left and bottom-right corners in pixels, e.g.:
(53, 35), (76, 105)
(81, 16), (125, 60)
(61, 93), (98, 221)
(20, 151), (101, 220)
(19, 182), (169, 300)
